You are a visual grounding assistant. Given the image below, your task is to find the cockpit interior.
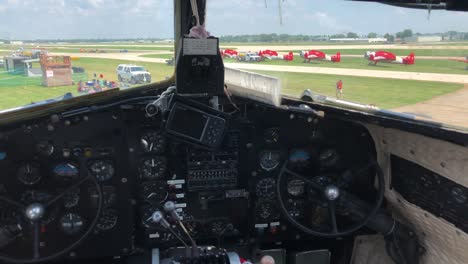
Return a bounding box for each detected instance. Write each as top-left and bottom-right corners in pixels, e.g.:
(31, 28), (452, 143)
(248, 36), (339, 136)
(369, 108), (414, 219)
(0, 1), (467, 264)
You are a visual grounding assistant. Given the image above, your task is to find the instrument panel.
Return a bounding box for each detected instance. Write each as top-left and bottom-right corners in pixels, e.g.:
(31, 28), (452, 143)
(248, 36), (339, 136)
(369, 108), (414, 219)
(0, 97), (379, 262)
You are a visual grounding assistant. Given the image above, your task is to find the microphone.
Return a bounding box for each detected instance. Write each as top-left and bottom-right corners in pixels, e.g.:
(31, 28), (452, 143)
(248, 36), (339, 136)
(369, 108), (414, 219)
(150, 210), (189, 248)
(164, 201), (198, 257)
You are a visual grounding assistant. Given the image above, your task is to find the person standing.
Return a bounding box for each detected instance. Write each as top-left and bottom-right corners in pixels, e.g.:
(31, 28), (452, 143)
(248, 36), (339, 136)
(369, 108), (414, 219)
(336, 79), (343, 99)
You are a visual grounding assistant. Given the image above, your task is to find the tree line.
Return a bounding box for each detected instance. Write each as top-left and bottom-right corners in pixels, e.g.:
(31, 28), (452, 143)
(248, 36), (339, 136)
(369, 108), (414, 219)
(220, 30), (468, 43)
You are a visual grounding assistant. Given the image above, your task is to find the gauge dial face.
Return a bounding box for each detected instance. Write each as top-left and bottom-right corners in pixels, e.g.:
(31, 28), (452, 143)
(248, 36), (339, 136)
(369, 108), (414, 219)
(89, 160), (115, 182)
(209, 219), (227, 235)
(184, 220), (201, 238)
(319, 148), (339, 167)
(53, 163), (79, 180)
(255, 178), (276, 200)
(36, 141), (54, 156)
(96, 209), (118, 231)
(451, 187), (467, 204)
(286, 199), (305, 219)
(17, 162), (41, 185)
(60, 213), (84, 235)
(63, 188), (80, 208)
(141, 131), (166, 154)
(259, 150), (281, 171)
(255, 201), (279, 221)
(264, 128), (280, 144)
(140, 181), (168, 204)
(139, 157), (167, 180)
(287, 179), (305, 196)
(289, 149), (312, 170)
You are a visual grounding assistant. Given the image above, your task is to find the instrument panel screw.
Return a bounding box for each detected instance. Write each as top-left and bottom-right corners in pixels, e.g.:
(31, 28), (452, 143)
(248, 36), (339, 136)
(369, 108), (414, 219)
(307, 117), (313, 123)
(64, 120), (71, 126)
(121, 178), (128, 183)
(83, 116), (89, 121)
(69, 252), (76, 257)
(440, 162), (446, 168)
(47, 124), (54, 131)
(129, 148), (134, 152)
(290, 114), (295, 119)
(410, 149), (415, 155)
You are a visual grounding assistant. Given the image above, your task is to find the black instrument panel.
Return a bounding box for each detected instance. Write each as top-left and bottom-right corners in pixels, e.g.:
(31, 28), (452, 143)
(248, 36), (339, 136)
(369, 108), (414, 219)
(0, 97), (380, 262)
(391, 155), (468, 233)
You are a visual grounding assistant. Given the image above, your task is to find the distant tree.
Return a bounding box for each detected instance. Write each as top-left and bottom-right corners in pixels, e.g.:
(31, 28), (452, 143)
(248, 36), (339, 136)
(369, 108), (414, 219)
(331, 34), (346, 38)
(347, 32), (359, 38)
(402, 29), (413, 39)
(384, 33), (394, 42)
(464, 33), (468, 40)
(395, 32), (404, 39)
(367, 32), (378, 38)
(447, 31), (458, 40)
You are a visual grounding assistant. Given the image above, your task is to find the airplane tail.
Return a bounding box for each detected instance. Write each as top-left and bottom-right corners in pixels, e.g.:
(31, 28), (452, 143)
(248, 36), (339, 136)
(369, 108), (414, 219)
(403, 52), (415, 65)
(332, 52), (341, 62)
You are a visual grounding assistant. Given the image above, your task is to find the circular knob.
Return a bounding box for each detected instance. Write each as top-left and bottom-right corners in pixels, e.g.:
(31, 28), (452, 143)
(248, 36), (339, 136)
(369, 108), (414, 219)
(25, 203), (45, 221)
(324, 185), (340, 201)
(164, 201), (176, 212)
(151, 211), (164, 223)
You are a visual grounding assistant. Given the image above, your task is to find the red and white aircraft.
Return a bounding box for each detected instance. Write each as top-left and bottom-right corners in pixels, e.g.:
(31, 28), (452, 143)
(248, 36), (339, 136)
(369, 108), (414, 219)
(258, 50), (294, 61)
(220, 49), (238, 58)
(258, 49), (279, 58)
(300, 50), (341, 63)
(364, 51), (415, 65)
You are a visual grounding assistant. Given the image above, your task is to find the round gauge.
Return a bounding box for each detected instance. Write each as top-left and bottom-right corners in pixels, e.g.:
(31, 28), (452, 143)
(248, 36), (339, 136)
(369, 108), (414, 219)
(141, 206), (158, 228)
(255, 178), (276, 200)
(184, 220), (201, 238)
(102, 186), (117, 207)
(17, 162), (41, 185)
(287, 179), (305, 196)
(209, 219), (227, 235)
(36, 141), (54, 156)
(89, 160), (115, 182)
(60, 213), (84, 235)
(255, 201), (279, 221)
(96, 209), (118, 231)
(140, 181), (168, 204)
(259, 150), (281, 171)
(289, 149), (312, 170)
(264, 128), (280, 144)
(63, 188), (80, 208)
(319, 148), (339, 167)
(451, 187), (467, 204)
(141, 131), (166, 154)
(139, 157), (167, 180)
(53, 163), (79, 180)
(286, 199), (305, 219)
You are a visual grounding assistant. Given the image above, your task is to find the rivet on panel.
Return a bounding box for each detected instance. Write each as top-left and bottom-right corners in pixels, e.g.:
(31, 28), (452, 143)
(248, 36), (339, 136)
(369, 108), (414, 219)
(410, 149), (415, 155)
(440, 162), (446, 168)
(382, 139), (387, 145)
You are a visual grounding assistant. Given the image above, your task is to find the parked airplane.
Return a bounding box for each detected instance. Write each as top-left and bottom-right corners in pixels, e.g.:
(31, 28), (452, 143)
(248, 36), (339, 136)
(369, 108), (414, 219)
(259, 50), (294, 61)
(364, 50), (415, 65)
(220, 49), (238, 58)
(300, 50), (341, 63)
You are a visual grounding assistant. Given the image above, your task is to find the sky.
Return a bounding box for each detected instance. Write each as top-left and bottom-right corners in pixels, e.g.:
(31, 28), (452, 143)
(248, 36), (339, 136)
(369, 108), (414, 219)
(0, 0), (467, 40)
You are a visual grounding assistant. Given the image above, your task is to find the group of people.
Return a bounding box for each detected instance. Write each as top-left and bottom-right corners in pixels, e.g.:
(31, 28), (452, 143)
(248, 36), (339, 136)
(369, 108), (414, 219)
(77, 73), (118, 94)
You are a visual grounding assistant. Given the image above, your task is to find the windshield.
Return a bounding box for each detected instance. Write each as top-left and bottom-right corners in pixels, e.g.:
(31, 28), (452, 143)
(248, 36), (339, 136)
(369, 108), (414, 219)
(208, 0), (468, 129)
(0, 1), (467, 130)
(130, 67), (146, 72)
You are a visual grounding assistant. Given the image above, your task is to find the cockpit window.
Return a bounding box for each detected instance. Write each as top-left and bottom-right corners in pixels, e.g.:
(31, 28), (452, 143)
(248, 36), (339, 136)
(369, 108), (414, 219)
(208, 0), (468, 129)
(0, 0), (174, 111)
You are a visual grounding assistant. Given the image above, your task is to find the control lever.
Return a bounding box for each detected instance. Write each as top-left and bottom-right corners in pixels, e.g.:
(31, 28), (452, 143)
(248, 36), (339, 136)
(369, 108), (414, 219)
(150, 210), (189, 249)
(164, 201), (199, 257)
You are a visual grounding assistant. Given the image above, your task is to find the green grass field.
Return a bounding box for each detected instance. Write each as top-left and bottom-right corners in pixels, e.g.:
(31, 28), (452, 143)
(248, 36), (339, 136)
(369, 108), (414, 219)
(139, 54), (174, 59)
(0, 58), (174, 110)
(250, 70), (463, 109)
(224, 56), (468, 75)
(0, 55), (463, 111)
